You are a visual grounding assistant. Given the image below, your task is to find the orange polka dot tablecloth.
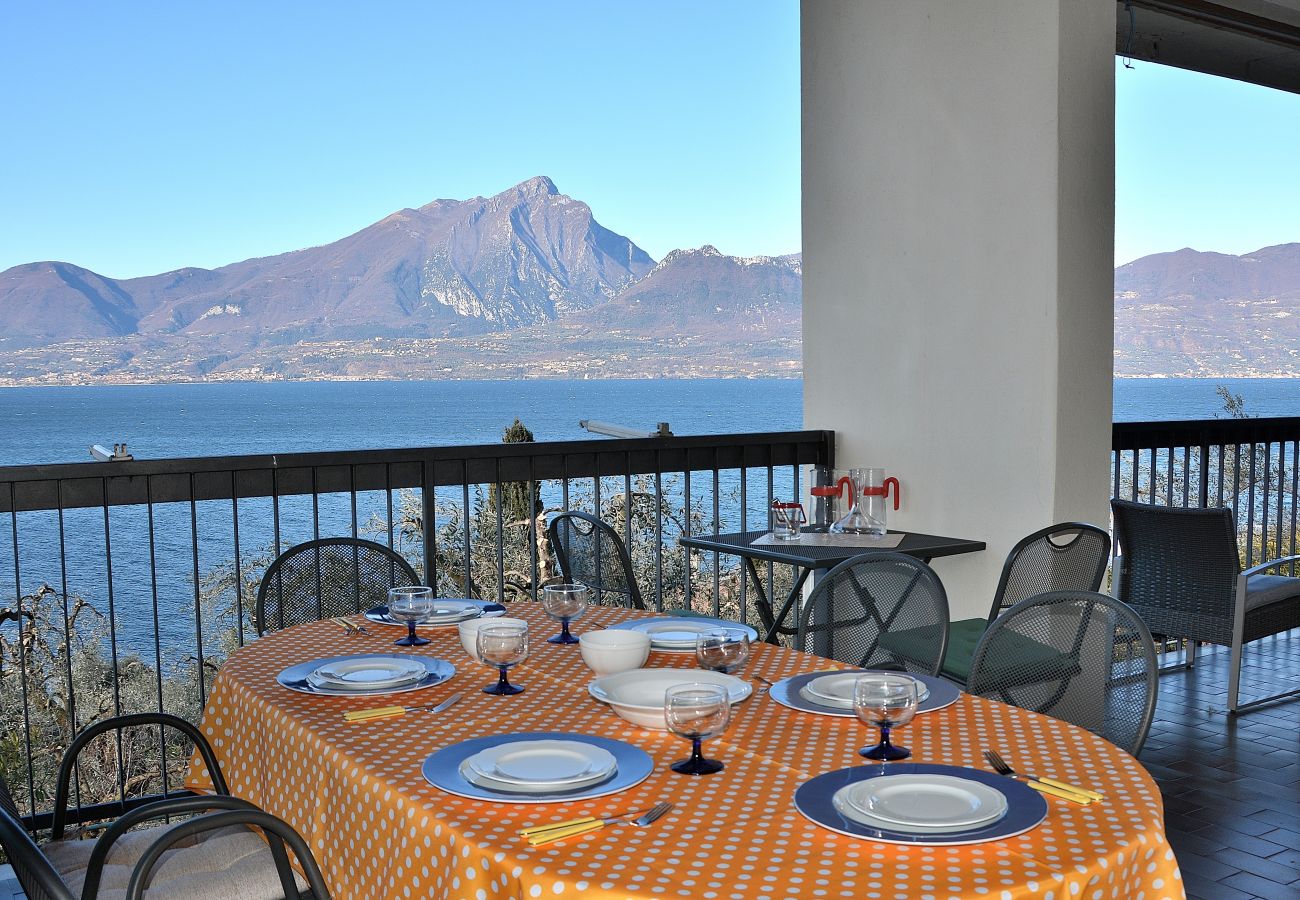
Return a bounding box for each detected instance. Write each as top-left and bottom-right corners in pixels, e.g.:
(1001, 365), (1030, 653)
(187, 603), (1183, 900)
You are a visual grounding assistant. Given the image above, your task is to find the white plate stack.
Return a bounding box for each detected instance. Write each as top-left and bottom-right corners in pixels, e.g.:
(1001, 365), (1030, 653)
(832, 774), (1008, 833)
(797, 672), (931, 710)
(459, 740), (618, 794)
(305, 657), (428, 692)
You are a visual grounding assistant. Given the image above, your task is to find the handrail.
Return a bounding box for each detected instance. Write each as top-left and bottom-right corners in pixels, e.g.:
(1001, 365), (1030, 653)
(1112, 416), (1300, 450)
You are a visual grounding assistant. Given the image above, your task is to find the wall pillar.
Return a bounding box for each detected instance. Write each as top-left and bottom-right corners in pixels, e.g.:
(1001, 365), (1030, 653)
(802, 0), (1115, 618)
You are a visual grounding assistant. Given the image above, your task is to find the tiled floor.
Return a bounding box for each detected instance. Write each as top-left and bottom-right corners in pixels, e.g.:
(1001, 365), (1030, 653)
(1142, 634), (1300, 899)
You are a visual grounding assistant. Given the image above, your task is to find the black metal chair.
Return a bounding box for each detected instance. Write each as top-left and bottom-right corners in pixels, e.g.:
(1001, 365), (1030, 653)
(547, 511), (647, 609)
(255, 537), (420, 635)
(1111, 498), (1300, 713)
(1, 712), (325, 899)
(796, 552), (949, 674)
(967, 591), (1158, 756)
(938, 523), (1111, 684)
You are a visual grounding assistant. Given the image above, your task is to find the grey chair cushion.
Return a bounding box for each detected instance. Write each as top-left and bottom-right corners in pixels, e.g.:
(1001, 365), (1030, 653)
(1245, 573), (1300, 612)
(47, 825), (308, 900)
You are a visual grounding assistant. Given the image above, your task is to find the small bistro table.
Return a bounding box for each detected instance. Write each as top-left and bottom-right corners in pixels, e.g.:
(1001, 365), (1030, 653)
(188, 602), (1181, 900)
(678, 529), (986, 643)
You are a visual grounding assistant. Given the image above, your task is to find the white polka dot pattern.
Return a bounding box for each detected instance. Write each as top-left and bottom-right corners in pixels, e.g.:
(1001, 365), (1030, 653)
(186, 603), (1184, 900)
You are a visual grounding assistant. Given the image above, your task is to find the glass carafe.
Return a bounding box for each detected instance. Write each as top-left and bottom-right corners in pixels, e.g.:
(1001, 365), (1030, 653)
(805, 466), (847, 532)
(830, 468), (900, 536)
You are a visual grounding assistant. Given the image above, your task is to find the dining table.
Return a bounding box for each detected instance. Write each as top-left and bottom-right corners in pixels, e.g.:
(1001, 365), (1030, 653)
(187, 601), (1182, 900)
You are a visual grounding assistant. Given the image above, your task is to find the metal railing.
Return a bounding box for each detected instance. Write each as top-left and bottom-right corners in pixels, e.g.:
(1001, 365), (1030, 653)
(1111, 416), (1300, 568)
(0, 429), (832, 828)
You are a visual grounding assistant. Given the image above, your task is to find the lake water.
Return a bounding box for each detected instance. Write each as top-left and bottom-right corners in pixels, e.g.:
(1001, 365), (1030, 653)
(0, 376), (1296, 467)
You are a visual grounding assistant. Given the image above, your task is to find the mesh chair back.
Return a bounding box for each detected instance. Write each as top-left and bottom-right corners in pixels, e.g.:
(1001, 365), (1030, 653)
(968, 591), (1158, 755)
(989, 522), (1111, 622)
(1110, 499), (1241, 644)
(0, 775), (76, 900)
(797, 552), (949, 674)
(547, 512), (646, 609)
(256, 537), (420, 635)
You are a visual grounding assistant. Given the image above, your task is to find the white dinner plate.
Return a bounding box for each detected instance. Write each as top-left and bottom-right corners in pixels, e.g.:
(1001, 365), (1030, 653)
(844, 774), (1008, 829)
(458, 760), (614, 795)
(607, 617), (759, 651)
(307, 657), (427, 690)
(466, 739), (617, 786)
(804, 672), (930, 707)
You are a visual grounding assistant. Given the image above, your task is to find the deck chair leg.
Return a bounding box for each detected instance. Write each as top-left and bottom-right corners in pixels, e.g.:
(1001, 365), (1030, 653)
(1228, 634), (1243, 714)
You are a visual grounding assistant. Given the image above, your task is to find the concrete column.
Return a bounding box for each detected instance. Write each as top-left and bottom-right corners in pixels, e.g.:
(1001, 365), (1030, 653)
(802, 0), (1115, 619)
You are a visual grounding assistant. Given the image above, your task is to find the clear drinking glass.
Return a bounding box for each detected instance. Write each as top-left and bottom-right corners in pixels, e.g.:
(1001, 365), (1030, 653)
(477, 623), (529, 695)
(541, 582), (589, 644)
(695, 628), (752, 675)
(388, 586), (434, 647)
(853, 673), (920, 760)
(665, 683), (731, 775)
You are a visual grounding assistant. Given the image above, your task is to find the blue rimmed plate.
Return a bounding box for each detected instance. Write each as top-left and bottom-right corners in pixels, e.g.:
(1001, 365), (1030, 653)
(795, 763), (1047, 846)
(422, 731), (655, 804)
(770, 670), (961, 717)
(607, 616), (759, 652)
(276, 653), (454, 696)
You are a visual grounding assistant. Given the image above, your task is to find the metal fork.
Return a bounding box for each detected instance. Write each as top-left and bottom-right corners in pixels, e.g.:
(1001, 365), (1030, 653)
(752, 674), (775, 694)
(984, 750), (1100, 802)
(333, 616), (370, 636)
(521, 801), (673, 845)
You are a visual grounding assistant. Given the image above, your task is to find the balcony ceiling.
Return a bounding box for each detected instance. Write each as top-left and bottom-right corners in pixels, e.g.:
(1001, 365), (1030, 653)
(1118, 0), (1300, 94)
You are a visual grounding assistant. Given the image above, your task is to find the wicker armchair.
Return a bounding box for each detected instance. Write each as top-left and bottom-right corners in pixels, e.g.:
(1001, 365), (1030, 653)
(256, 537), (420, 635)
(547, 511), (647, 609)
(939, 523), (1110, 684)
(797, 552), (949, 674)
(1111, 499), (1300, 713)
(967, 591), (1158, 755)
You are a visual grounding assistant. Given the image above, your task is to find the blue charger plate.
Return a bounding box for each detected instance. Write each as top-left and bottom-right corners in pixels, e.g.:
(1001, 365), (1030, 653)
(422, 731), (655, 804)
(770, 670), (961, 717)
(795, 763), (1048, 846)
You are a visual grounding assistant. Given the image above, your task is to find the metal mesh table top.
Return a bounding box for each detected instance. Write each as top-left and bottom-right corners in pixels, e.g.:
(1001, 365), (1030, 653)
(677, 529), (985, 568)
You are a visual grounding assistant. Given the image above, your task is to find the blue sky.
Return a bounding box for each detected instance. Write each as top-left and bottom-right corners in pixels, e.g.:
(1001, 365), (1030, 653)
(1, 4), (1296, 278)
(0, 1), (800, 278)
(1115, 59), (1300, 266)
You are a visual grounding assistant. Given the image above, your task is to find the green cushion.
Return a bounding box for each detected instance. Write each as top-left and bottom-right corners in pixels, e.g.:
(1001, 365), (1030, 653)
(873, 621), (955, 672)
(940, 617), (988, 683)
(878, 617), (985, 682)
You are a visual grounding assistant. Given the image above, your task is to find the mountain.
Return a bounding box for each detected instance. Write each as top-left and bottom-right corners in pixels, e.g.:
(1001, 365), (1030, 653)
(0, 176), (655, 351)
(0, 178), (801, 382)
(573, 246), (801, 335)
(1115, 243), (1300, 376)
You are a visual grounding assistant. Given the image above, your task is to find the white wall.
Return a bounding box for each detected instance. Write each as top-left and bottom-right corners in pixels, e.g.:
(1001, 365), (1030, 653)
(802, 0), (1115, 618)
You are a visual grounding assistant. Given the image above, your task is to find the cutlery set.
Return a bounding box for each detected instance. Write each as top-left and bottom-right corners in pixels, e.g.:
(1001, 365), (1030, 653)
(343, 692), (464, 722)
(518, 801), (673, 845)
(983, 750), (1102, 804)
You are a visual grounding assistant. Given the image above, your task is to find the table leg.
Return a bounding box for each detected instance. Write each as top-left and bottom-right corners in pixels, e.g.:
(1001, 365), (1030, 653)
(757, 565), (813, 646)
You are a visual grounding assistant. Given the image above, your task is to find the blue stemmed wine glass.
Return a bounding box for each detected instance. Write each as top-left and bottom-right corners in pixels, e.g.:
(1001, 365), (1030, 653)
(853, 673), (919, 761)
(665, 683), (731, 775)
(477, 623), (529, 695)
(541, 582), (589, 644)
(388, 586), (434, 647)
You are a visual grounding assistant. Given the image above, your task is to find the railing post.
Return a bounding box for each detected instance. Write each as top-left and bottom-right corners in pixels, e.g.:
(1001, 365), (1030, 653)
(421, 459), (435, 585)
(1198, 441), (1210, 508)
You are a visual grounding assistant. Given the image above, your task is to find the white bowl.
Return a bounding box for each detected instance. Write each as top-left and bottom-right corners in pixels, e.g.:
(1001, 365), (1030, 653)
(578, 630), (651, 676)
(587, 668), (752, 730)
(458, 617), (528, 660)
